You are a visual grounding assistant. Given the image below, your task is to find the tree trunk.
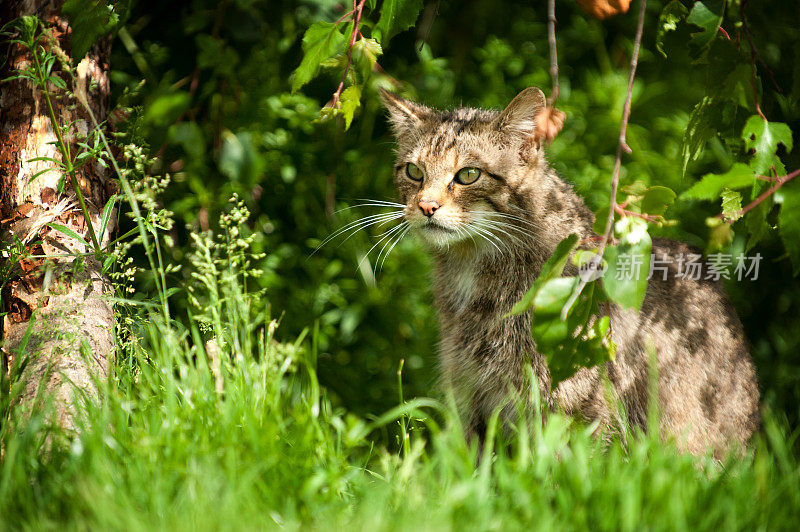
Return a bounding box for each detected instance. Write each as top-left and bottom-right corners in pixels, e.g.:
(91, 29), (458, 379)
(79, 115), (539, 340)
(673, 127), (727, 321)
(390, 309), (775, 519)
(1, 0), (114, 430)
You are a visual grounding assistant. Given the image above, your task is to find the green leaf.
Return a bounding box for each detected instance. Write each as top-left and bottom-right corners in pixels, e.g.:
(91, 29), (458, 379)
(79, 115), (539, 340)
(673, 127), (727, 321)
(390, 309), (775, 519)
(745, 199), (771, 251)
(507, 233), (580, 316)
(169, 122), (206, 162)
(292, 22), (347, 93)
(720, 188), (742, 222)
(196, 34), (239, 76)
(340, 85), (362, 130)
(62, 0), (127, 63)
(99, 194), (118, 238)
(779, 180), (800, 274)
(48, 223), (89, 247)
(681, 96), (724, 175)
(533, 277), (579, 315)
(641, 186), (676, 216)
(681, 163), (756, 201)
(686, 0), (724, 53)
(218, 130), (262, 183)
(593, 205), (610, 235)
(602, 218), (652, 310)
(622, 180), (648, 196)
(530, 280), (615, 388)
(656, 0), (688, 58)
(742, 115), (794, 174)
(49, 75), (67, 90)
(352, 37), (383, 80)
(144, 92), (190, 127)
(375, 0), (424, 44)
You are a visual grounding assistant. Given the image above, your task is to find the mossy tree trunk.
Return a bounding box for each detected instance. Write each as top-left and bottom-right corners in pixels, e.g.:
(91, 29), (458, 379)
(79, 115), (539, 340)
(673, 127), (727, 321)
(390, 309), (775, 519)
(0, 0), (114, 430)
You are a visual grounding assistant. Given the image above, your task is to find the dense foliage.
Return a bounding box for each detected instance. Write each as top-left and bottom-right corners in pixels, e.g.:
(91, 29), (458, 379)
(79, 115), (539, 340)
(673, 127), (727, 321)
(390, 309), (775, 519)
(3, 0), (800, 528)
(107, 0), (800, 423)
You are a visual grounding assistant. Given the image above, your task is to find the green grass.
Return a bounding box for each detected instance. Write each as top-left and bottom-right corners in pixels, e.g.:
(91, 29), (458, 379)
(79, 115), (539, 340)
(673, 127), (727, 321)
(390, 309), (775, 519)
(2, 226), (800, 531)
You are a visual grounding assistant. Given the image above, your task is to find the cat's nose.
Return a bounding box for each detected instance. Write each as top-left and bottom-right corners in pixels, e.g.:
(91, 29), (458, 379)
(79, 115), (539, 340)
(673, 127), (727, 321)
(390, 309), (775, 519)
(418, 200), (441, 217)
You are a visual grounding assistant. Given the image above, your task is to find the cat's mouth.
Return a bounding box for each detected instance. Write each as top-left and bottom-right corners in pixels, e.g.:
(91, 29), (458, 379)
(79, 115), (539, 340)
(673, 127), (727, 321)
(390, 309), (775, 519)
(422, 220), (456, 233)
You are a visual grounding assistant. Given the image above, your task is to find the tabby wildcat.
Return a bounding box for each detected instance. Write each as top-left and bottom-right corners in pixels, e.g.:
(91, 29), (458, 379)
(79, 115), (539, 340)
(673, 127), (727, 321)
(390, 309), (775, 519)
(379, 87), (759, 457)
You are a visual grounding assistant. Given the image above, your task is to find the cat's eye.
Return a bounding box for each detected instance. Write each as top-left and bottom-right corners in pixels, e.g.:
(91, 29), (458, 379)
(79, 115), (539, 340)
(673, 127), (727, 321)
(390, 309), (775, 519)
(406, 163), (423, 181)
(454, 167), (482, 185)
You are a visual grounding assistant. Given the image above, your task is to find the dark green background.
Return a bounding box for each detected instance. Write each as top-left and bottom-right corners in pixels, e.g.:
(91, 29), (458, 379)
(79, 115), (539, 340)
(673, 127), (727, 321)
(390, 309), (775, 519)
(110, 0), (800, 427)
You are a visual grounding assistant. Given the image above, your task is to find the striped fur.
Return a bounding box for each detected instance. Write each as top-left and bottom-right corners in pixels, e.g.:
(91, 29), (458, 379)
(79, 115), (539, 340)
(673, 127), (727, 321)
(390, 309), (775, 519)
(381, 88), (759, 457)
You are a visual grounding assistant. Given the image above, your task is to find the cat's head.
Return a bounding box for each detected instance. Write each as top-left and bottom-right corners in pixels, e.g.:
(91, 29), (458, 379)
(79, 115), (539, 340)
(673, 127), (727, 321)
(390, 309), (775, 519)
(381, 87), (547, 250)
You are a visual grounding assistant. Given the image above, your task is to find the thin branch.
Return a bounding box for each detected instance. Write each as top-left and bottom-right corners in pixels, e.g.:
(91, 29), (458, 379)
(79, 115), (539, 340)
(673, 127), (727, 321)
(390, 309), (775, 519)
(614, 204), (662, 223)
(546, 0), (559, 106)
(562, 0), (647, 320)
(718, 167), (800, 221)
(330, 0), (367, 109)
(740, 0), (783, 95)
(598, 0), (646, 250)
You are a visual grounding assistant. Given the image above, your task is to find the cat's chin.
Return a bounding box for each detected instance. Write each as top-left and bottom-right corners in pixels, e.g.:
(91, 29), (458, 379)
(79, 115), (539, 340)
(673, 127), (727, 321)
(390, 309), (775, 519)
(415, 222), (470, 249)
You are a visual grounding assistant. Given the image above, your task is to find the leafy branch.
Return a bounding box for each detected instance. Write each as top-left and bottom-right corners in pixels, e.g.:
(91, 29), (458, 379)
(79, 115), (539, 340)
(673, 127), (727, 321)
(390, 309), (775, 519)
(5, 17), (102, 253)
(293, 0), (424, 129)
(565, 0), (647, 318)
(720, 167), (800, 221)
(330, 0), (368, 110)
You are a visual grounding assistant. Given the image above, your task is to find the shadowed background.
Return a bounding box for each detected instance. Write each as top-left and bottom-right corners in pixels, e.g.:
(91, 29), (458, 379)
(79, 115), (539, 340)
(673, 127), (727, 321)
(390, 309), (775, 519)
(111, 0), (800, 428)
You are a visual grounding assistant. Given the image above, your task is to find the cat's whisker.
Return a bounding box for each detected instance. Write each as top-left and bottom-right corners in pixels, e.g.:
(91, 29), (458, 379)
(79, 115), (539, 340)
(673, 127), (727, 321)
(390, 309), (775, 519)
(311, 211), (406, 256)
(469, 225), (505, 255)
(477, 209), (543, 231)
(472, 223), (524, 250)
(472, 210), (541, 231)
(472, 230), (501, 255)
(336, 213), (407, 249)
(377, 223), (410, 273)
(357, 222), (408, 272)
(472, 219), (528, 246)
(334, 200), (405, 214)
(353, 198), (405, 206)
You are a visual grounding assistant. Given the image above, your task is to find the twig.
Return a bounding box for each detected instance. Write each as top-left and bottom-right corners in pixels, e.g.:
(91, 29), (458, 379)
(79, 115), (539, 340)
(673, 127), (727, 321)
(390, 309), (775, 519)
(615, 204), (662, 223)
(744, 28), (767, 122)
(718, 167), (800, 221)
(546, 0), (559, 106)
(561, 0), (647, 321)
(740, 1), (783, 95)
(597, 0), (646, 253)
(330, 0), (367, 109)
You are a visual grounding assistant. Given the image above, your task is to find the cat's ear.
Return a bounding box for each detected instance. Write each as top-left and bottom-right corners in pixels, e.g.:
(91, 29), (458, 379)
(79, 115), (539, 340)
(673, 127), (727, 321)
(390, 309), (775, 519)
(379, 88), (431, 136)
(494, 87), (546, 137)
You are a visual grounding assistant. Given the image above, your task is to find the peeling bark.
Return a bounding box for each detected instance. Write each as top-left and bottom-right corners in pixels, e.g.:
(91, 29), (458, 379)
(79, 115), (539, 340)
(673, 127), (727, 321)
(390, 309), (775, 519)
(1, 0), (114, 430)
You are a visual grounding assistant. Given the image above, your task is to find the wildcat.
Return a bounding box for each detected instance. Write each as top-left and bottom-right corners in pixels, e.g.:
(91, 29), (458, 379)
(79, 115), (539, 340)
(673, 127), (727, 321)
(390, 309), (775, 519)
(379, 87), (759, 457)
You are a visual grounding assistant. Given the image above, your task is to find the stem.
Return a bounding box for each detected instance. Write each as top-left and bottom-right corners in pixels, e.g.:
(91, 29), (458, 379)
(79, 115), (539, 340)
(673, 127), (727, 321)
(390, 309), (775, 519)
(330, 0), (367, 109)
(33, 46), (102, 253)
(562, 0), (647, 321)
(599, 0), (647, 254)
(80, 101), (171, 319)
(546, 0), (559, 106)
(397, 358), (410, 457)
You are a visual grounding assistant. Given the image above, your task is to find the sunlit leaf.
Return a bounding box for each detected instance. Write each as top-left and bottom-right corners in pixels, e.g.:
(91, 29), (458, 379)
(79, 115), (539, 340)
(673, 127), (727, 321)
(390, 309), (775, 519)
(375, 0), (424, 44)
(742, 115), (794, 175)
(656, 0), (688, 57)
(507, 233), (579, 316)
(686, 0), (724, 54)
(292, 22), (347, 93)
(340, 85), (362, 130)
(681, 163), (756, 201)
(601, 217), (651, 310)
